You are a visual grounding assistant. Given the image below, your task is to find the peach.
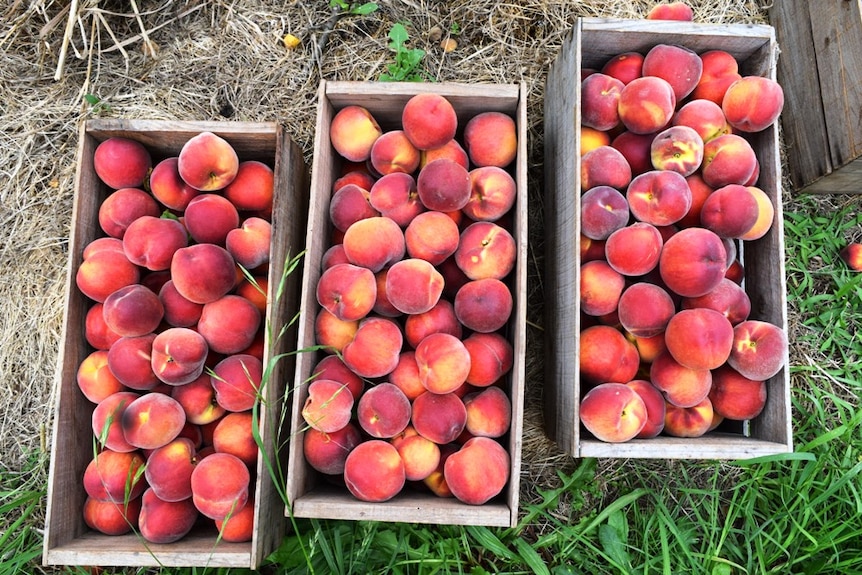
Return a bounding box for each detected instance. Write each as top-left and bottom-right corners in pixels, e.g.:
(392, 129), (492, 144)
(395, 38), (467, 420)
(601, 51), (644, 85)
(106, 335), (159, 391)
(463, 111), (517, 168)
(415, 332), (472, 394)
(677, 173), (714, 228)
(580, 145), (632, 191)
(301, 378), (355, 434)
(121, 393), (186, 450)
(580, 73), (624, 131)
(727, 319), (788, 381)
(646, 1), (694, 20)
(699, 184), (760, 239)
(343, 440), (405, 502)
(213, 411), (258, 466)
(417, 158), (472, 212)
(579, 325), (640, 386)
(618, 282), (675, 338)
(94, 137), (152, 189)
(98, 188), (160, 240)
(223, 160), (274, 213)
(144, 437), (197, 502)
(82, 236), (125, 259)
(604, 221), (664, 277)
(692, 49), (741, 104)
(628, 332), (667, 364)
(100, 284), (162, 338)
(665, 307), (734, 370)
(709, 364), (767, 420)
(368, 172), (423, 227)
(214, 495), (255, 543)
(334, 169), (376, 194)
(701, 134), (758, 188)
(412, 391), (467, 444)
(83, 449), (147, 502)
(463, 386), (511, 438)
(385, 258), (445, 315)
(303, 422), (362, 475)
(342, 316), (403, 378)
(148, 157), (201, 211)
(579, 382), (647, 443)
(197, 294), (261, 355)
(404, 210), (460, 265)
(190, 452), (250, 520)
(625, 379), (666, 438)
(150, 327), (208, 386)
(76, 248), (141, 303)
(659, 227), (727, 298)
(673, 99), (731, 143)
(330, 183), (379, 233)
(316, 263), (377, 322)
(171, 373), (226, 425)
(77, 350), (127, 404)
(580, 185), (629, 241)
(663, 397), (713, 438)
(611, 131), (655, 177)
(650, 126), (704, 176)
(738, 186), (775, 241)
(314, 309), (359, 354)
(464, 166), (517, 223)
(649, 350), (712, 408)
(226, 216), (271, 270)
(372, 267), (402, 318)
(626, 170), (692, 227)
(357, 382), (412, 439)
(725, 258), (744, 284)
(444, 436), (509, 505)
(321, 244), (350, 271)
(681, 277), (751, 325)
(618, 76), (676, 135)
(420, 138), (469, 170)
(453, 278), (513, 333)
(159, 280), (204, 328)
(342, 216), (406, 273)
(438, 255), (470, 300)
(463, 332), (514, 387)
(402, 93), (458, 151)
(393, 433), (440, 481)
(454, 222), (516, 282)
(330, 105), (383, 162)
(184, 193), (240, 245)
(422, 442), (459, 497)
(389, 352), (427, 401)
(178, 131), (239, 191)
(370, 130), (420, 176)
(642, 43), (703, 101)
(722, 76), (785, 132)
(171, 243), (237, 304)
(312, 354), (365, 401)
(840, 243), (862, 271)
(211, 353), (263, 413)
(122, 215), (188, 272)
(580, 260), (625, 317)
(83, 496), (140, 536)
(404, 299), (462, 349)
(580, 126), (612, 156)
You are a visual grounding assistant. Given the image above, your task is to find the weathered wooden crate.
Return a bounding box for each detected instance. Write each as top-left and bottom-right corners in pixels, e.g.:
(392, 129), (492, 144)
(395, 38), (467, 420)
(543, 18), (792, 459)
(43, 119), (307, 568)
(286, 80), (527, 527)
(769, 0), (862, 194)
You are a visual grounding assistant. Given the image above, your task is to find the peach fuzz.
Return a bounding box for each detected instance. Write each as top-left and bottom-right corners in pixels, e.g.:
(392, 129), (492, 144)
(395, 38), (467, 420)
(226, 216), (271, 270)
(727, 319), (788, 381)
(314, 309), (359, 354)
(121, 392), (186, 451)
(343, 440), (405, 502)
(665, 307), (734, 371)
(580, 73), (624, 131)
(211, 353), (263, 412)
(701, 133), (758, 188)
(76, 248), (140, 303)
(316, 263), (377, 322)
(404, 210), (460, 265)
(650, 125), (704, 177)
(369, 172), (423, 227)
(171, 243), (237, 304)
(659, 226), (727, 298)
(184, 193), (240, 246)
(649, 350), (712, 408)
(93, 137), (152, 190)
(213, 411), (258, 466)
(83, 449), (147, 502)
(626, 170), (692, 227)
(149, 156), (200, 210)
(98, 187), (160, 239)
(604, 221), (664, 277)
(453, 278), (513, 333)
(412, 391), (468, 444)
(681, 277), (751, 326)
(303, 422), (362, 475)
(646, 1), (694, 20)
(150, 327), (209, 385)
(357, 382), (412, 439)
(618, 282), (675, 338)
(330, 183), (379, 233)
(144, 437), (197, 502)
(580, 126), (612, 156)
(678, 173), (714, 228)
(342, 216), (406, 273)
(722, 76), (784, 133)
(415, 332), (472, 395)
(330, 105), (383, 162)
(190, 452), (250, 520)
(444, 436), (509, 505)
(215, 495), (256, 543)
(83, 496), (141, 536)
(171, 373), (226, 425)
(642, 43), (703, 101)
(580, 145), (632, 191)
(401, 93), (458, 151)
(580, 185), (629, 241)
(393, 433), (440, 481)
(106, 335), (159, 391)
(580, 260), (625, 317)
(463, 331), (514, 387)
(663, 397), (714, 438)
(625, 379), (665, 438)
(464, 166), (517, 223)
(709, 364), (767, 421)
(159, 280), (203, 328)
(342, 316), (403, 378)
(417, 158), (472, 212)
(579, 325), (639, 386)
(673, 99), (731, 143)
(77, 350), (126, 404)
(579, 382), (647, 443)
(223, 160), (274, 213)
(370, 130), (420, 176)
(601, 51), (644, 84)
(463, 111), (517, 168)
(404, 299), (462, 349)
(312, 354), (365, 401)
(177, 131), (239, 192)
(455, 221), (516, 281)
(611, 131), (655, 177)
(618, 76), (676, 135)
(841, 243), (862, 271)
(463, 386), (511, 438)
(738, 186), (775, 241)
(121, 215), (188, 272)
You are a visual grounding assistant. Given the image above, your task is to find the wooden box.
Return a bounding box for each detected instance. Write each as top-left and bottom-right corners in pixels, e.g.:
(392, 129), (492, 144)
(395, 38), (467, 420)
(543, 19), (792, 459)
(43, 119), (307, 568)
(286, 81), (527, 527)
(769, 0), (862, 194)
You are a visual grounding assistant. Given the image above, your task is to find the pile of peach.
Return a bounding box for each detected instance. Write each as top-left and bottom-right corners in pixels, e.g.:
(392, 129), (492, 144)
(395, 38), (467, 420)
(577, 40), (789, 442)
(301, 93), (517, 505)
(75, 132), (275, 543)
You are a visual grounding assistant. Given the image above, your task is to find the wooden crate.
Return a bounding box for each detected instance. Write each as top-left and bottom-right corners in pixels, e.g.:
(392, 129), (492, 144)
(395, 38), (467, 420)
(286, 80), (527, 527)
(543, 18), (792, 459)
(43, 119), (307, 568)
(769, 0), (862, 194)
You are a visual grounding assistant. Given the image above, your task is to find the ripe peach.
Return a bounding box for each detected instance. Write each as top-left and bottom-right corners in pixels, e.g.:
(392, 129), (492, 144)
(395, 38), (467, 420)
(444, 436), (509, 505)
(463, 386), (511, 438)
(677, 173), (714, 228)
(330, 183), (379, 233)
(463, 332), (514, 387)
(579, 382), (647, 443)
(77, 350), (127, 404)
(699, 184), (760, 239)
(840, 243), (862, 271)
(385, 258), (445, 315)
(301, 378), (355, 434)
(342, 216), (406, 273)
(393, 433), (440, 481)
(122, 215), (188, 272)
(604, 221), (664, 277)
(649, 350), (712, 408)
(618, 282), (675, 338)
(321, 244), (350, 271)
(580, 260), (625, 317)
(150, 327), (209, 386)
(422, 442), (459, 497)
(334, 169), (376, 193)
(389, 352), (426, 400)
(642, 43), (702, 101)
(659, 227), (727, 298)
(692, 49), (741, 105)
(144, 437), (197, 502)
(368, 172), (423, 227)
(357, 382), (412, 439)
(311, 354), (364, 400)
(722, 76), (785, 132)
(625, 379), (665, 438)
(211, 353), (263, 413)
(171, 373), (226, 425)
(580, 126), (612, 156)
(415, 332), (472, 394)
(370, 130), (420, 176)
(464, 166), (517, 223)
(404, 299), (462, 349)
(94, 137), (152, 189)
(404, 210), (460, 265)
(213, 411), (258, 466)
(316, 263), (377, 322)
(106, 335), (159, 391)
(580, 73), (624, 131)
(197, 294), (261, 355)
(580, 145), (632, 191)
(727, 319), (788, 381)
(177, 131), (239, 192)
(463, 111), (517, 168)
(342, 316), (403, 378)
(738, 186), (775, 241)
(579, 325), (640, 386)
(650, 125), (704, 176)
(626, 170), (692, 227)
(98, 188), (160, 240)
(401, 93), (458, 151)
(663, 397), (713, 438)
(83, 496), (141, 536)
(665, 307), (734, 371)
(83, 449), (147, 502)
(611, 131), (655, 177)
(701, 134), (758, 188)
(646, 1), (694, 20)
(343, 440), (405, 502)
(453, 278), (513, 333)
(681, 277), (751, 325)
(580, 185), (629, 241)
(158, 280), (203, 328)
(618, 76), (676, 134)
(314, 309), (359, 354)
(184, 193), (240, 245)
(601, 51), (644, 84)
(673, 99), (731, 143)
(214, 495), (255, 543)
(190, 452), (250, 520)
(330, 105), (383, 162)
(420, 138), (469, 169)
(412, 391), (467, 444)
(628, 331), (667, 364)
(226, 216), (271, 270)
(454, 221), (516, 281)
(76, 248), (141, 303)
(417, 158), (472, 212)
(303, 422), (362, 475)
(121, 392), (186, 450)
(148, 157), (201, 211)
(171, 243), (237, 304)
(372, 268), (401, 318)
(100, 284), (163, 338)
(223, 160), (274, 213)
(709, 364), (767, 420)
